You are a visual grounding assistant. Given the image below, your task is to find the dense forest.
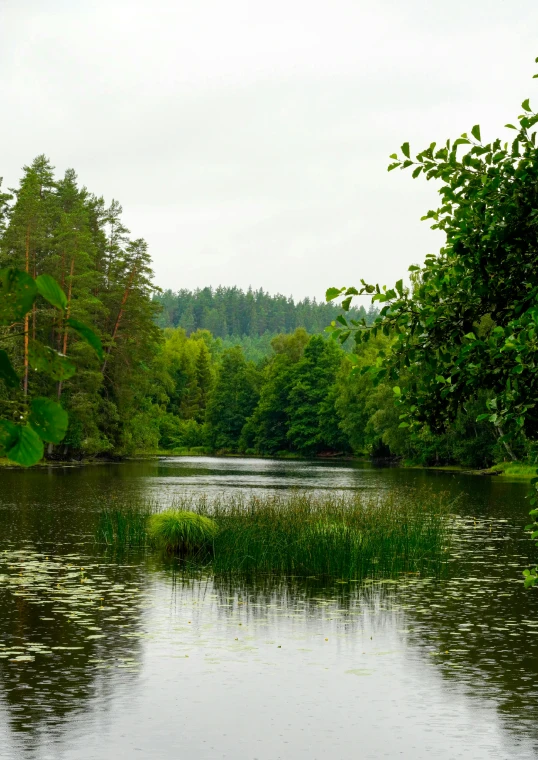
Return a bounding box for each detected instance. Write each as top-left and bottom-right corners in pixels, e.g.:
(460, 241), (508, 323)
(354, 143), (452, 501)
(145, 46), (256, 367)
(155, 287), (376, 336)
(1, 142), (536, 469)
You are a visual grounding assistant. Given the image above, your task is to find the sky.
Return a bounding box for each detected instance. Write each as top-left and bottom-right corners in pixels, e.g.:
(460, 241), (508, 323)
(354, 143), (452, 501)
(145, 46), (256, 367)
(1, 0), (538, 301)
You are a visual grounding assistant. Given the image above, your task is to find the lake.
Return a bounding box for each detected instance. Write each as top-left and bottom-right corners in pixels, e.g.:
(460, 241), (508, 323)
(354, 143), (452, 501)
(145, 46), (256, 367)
(0, 457), (537, 759)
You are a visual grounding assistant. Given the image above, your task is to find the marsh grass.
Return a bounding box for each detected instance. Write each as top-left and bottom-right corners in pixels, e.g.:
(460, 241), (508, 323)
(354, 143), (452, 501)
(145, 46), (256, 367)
(147, 510), (218, 555)
(95, 490), (451, 579)
(96, 505), (156, 548)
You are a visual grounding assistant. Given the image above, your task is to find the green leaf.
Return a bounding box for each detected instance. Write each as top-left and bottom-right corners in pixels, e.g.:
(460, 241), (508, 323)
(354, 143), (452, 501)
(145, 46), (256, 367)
(0, 350), (19, 388)
(35, 274), (68, 311)
(326, 287), (343, 302)
(29, 397), (69, 444)
(505, 124), (518, 130)
(341, 296), (352, 312)
(28, 341), (76, 381)
(66, 318), (103, 360)
(412, 166), (422, 178)
(0, 419), (20, 456)
(401, 142), (410, 158)
(388, 162), (400, 172)
(0, 268), (37, 325)
(393, 386), (401, 396)
(6, 425), (44, 467)
(471, 125), (481, 142)
(522, 98), (532, 112)
(398, 421), (410, 428)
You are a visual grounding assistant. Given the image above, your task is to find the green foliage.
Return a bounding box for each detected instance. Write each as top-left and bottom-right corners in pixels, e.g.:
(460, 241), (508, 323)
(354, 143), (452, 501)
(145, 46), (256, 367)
(155, 286), (377, 337)
(325, 61), (538, 580)
(0, 268), (37, 323)
(0, 264), (99, 464)
(35, 274), (68, 311)
(28, 341), (76, 381)
(146, 510), (218, 554)
(205, 347), (260, 452)
(28, 398), (69, 444)
(327, 70), (538, 445)
(0, 156), (161, 461)
(286, 335), (349, 455)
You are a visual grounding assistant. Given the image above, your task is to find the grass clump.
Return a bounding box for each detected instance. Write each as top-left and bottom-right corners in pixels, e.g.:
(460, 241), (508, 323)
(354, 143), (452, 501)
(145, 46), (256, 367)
(146, 510), (218, 555)
(95, 490), (451, 580)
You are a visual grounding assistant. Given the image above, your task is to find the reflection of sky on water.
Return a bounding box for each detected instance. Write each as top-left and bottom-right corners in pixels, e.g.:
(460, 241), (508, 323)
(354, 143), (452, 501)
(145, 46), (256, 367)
(0, 458), (537, 759)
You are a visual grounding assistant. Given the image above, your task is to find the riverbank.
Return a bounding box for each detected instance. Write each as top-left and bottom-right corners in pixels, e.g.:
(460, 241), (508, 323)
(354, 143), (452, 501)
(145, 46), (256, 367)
(2, 449), (536, 479)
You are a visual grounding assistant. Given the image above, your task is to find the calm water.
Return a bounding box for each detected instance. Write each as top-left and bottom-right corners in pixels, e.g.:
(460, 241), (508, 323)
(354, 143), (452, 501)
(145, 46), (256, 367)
(0, 457), (537, 759)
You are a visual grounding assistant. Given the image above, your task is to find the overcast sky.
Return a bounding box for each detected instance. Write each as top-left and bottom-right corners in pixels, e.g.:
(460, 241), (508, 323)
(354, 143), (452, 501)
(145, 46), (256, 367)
(1, 0), (538, 300)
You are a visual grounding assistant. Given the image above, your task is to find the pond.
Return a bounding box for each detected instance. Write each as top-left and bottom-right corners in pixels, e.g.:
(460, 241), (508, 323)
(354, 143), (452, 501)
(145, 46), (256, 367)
(0, 457), (537, 759)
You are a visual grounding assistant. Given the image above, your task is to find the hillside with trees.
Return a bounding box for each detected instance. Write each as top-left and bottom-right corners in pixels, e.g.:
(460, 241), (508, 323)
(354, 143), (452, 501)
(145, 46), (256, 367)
(155, 286), (377, 337)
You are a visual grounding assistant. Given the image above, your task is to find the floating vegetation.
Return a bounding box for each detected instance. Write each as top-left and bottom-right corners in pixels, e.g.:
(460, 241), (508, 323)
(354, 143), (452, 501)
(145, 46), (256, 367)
(95, 490), (451, 580)
(147, 510), (218, 554)
(0, 548), (146, 669)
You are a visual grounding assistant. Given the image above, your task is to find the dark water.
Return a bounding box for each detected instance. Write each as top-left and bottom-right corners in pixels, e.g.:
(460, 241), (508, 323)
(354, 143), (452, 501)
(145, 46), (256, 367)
(0, 457), (537, 759)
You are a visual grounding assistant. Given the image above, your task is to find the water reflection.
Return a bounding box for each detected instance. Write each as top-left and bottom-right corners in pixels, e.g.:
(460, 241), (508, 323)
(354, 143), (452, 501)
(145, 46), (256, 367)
(0, 458), (537, 758)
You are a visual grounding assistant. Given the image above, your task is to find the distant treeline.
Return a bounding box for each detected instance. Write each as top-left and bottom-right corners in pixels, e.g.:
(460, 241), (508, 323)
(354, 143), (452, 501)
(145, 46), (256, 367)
(155, 286), (378, 338)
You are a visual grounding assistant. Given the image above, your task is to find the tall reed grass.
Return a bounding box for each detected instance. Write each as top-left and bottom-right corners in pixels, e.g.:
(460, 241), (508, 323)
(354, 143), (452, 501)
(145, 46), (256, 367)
(95, 490), (451, 580)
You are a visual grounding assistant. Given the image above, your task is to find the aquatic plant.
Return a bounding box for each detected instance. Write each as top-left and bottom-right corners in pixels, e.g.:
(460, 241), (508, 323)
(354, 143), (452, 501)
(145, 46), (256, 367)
(96, 490), (451, 579)
(146, 510), (219, 555)
(203, 491), (450, 578)
(96, 506), (153, 548)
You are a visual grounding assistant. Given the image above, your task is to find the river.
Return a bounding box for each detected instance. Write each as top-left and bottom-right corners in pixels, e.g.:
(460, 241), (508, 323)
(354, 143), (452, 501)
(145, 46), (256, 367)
(0, 457), (537, 759)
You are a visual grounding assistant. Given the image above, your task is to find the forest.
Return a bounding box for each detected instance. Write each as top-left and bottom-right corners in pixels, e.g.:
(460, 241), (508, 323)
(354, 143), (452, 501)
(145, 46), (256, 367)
(0, 150), (535, 470)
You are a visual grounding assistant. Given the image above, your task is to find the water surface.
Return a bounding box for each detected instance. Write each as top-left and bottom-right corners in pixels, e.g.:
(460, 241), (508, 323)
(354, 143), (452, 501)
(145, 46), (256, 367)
(0, 457), (537, 759)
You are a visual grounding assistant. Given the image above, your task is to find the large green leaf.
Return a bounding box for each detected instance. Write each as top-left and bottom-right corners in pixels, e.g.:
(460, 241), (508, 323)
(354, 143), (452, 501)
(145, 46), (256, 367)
(29, 397), (68, 444)
(29, 340), (76, 381)
(6, 425), (44, 467)
(66, 318), (103, 360)
(0, 419), (20, 456)
(0, 350), (19, 388)
(0, 268), (37, 324)
(35, 274), (67, 311)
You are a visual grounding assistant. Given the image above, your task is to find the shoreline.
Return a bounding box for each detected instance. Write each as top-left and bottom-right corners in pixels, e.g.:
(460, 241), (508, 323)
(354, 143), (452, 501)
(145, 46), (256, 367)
(1, 451), (536, 479)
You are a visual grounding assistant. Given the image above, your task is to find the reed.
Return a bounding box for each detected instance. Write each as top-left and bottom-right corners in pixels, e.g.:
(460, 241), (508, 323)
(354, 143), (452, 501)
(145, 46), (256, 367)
(96, 504), (156, 548)
(95, 490), (451, 579)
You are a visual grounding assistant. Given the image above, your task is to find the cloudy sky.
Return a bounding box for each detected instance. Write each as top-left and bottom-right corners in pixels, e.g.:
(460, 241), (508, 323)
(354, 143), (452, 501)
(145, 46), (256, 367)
(1, 0), (537, 300)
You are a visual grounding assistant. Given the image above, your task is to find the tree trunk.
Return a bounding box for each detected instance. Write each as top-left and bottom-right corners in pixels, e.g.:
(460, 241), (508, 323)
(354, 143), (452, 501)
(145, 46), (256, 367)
(57, 257), (75, 401)
(23, 224), (30, 396)
(496, 426), (517, 461)
(101, 264), (137, 374)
